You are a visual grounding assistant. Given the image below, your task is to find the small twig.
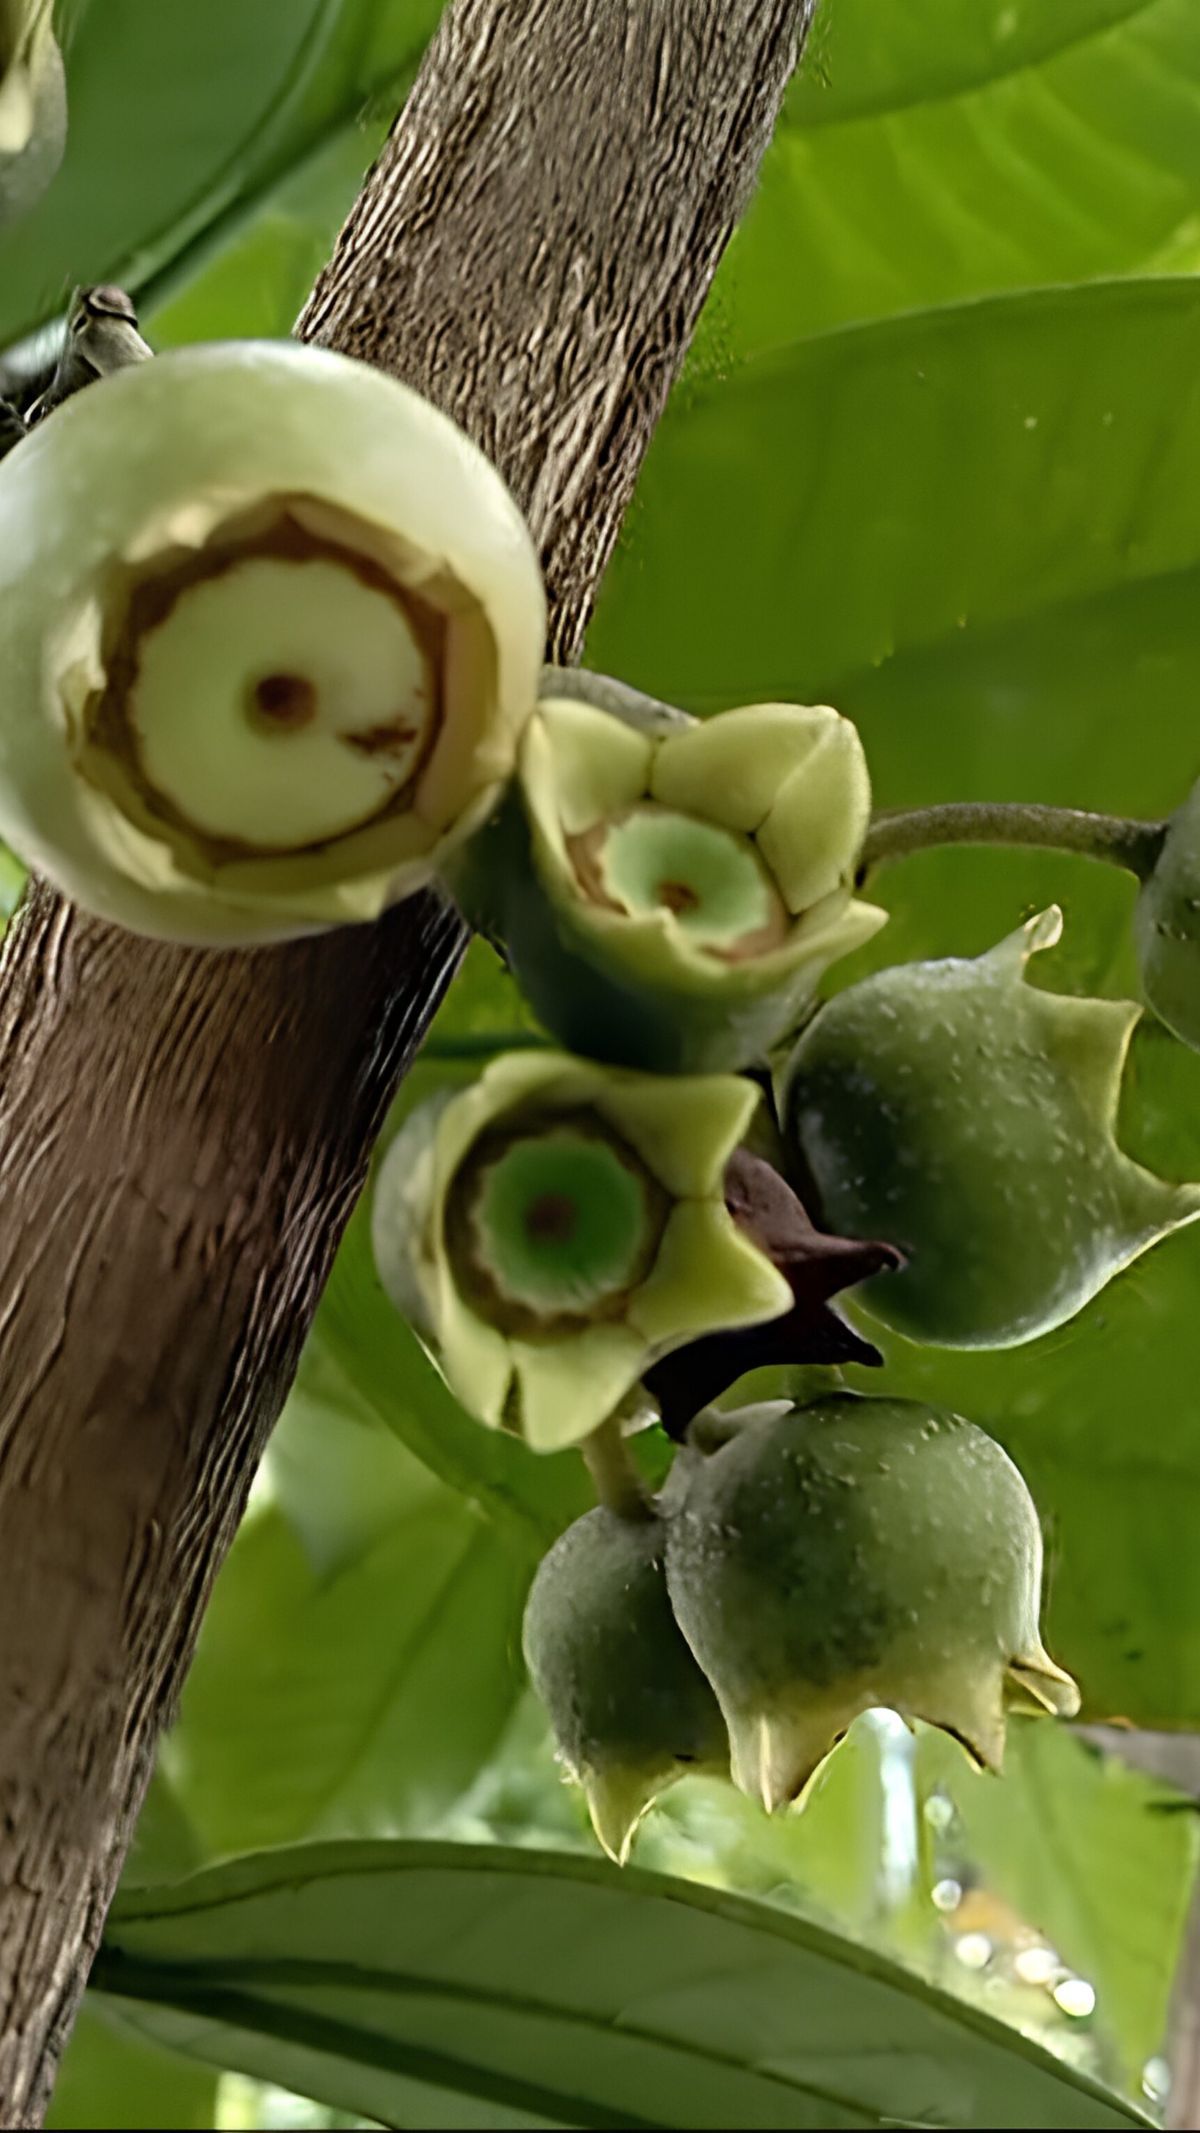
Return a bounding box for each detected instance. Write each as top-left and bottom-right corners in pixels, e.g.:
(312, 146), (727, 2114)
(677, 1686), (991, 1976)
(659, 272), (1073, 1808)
(539, 664), (692, 737)
(581, 1415), (655, 1521)
(861, 800), (1166, 882)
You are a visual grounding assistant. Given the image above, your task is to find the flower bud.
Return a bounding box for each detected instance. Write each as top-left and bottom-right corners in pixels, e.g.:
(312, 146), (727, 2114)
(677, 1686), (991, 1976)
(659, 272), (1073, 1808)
(449, 694), (886, 1072)
(0, 341), (545, 941)
(783, 907), (1200, 1348)
(523, 1506), (728, 1862)
(665, 1395), (1078, 1812)
(370, 1050), (791, 1451)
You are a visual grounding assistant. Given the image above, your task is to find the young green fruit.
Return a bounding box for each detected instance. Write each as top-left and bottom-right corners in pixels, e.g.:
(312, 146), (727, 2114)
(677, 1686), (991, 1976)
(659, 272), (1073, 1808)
(0, 1), (64, 229)
(523, 1505), (728, 1862)
(0, 341), (545, 942)
(1135, 782), (1200, 1051)
(371, 1050), (791, 1451)
(782, 907), (1200, 1349)
(666, 1395), (1078, 1812)
(448, 693), (886, 1072)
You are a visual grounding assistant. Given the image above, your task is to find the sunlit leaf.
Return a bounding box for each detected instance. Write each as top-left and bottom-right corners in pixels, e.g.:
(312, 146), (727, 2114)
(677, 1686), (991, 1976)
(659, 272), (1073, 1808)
(164, 1360), (533, 1855)
(93, 1841), (1149, 2130)
(46, 2006), (218, 2133)
(0, 0), (440, 346)
(698, 0), (1200, 365)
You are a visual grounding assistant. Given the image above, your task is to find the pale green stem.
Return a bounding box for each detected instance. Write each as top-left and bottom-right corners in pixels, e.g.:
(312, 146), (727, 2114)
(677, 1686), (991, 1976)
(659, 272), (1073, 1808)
(539, 664), (692, 738)
(581, 1415), (655, 1521)
(861, 801), (1166, 882)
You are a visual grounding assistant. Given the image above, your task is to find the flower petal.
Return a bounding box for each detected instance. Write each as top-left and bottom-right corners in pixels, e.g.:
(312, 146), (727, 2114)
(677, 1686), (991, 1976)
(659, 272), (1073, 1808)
(532, 697), (654, 836)
(650, 703), (842, 834)
(510, 1323), (647, 1450)
(628, 1200), (792, 1347)
(595, 1072), (761, 1196)
(758, 715), (872, 913)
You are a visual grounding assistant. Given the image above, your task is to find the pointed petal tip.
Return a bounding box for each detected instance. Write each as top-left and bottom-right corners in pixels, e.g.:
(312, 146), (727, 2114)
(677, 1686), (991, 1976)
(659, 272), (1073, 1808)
(583, 1765), (658, 1866)
(1008, 1649), (1081, 1721)
(731, 1712), (826, 1816)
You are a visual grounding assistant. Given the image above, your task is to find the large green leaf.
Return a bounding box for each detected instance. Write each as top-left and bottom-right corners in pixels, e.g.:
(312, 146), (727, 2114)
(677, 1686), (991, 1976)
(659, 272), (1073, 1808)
(92, 1841), (1148, 2130)
(699, 0), (1200, 364)
(0, 0), (440, 347)
(588, 274), (1200, 1727)
(164, 1357), (533, 1856)
(46, 2005), (218, 2133)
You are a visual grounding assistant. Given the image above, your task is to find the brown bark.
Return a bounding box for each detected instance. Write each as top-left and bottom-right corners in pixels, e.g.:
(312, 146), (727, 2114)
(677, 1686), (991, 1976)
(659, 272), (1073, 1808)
(0, 0), (813, 2120)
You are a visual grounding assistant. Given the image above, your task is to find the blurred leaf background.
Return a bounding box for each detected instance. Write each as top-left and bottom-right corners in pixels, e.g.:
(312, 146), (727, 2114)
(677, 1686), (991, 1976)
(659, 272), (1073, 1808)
(6, 0), (1200, 2125)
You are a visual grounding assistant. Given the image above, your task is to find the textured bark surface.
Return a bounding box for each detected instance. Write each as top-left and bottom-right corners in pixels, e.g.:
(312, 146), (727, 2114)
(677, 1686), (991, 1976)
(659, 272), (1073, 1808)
(0, 0), (813, 2120)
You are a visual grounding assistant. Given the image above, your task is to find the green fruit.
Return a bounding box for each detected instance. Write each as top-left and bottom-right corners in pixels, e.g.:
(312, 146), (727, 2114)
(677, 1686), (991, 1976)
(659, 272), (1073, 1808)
(1136, 781), (1200, 1050)
(370, 1050), (791, 1450)
(665, 1396), (1078, 1812)
(449, 693), (886, 1072)
(523, 1506), (728, 1861)
(0, 341), (544, 942)
(782, 907), (1200, 1349)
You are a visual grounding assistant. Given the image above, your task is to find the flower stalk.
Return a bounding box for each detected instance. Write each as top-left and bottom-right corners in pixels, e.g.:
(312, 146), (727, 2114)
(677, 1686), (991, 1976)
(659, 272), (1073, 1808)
(861, 798), (1165, 880)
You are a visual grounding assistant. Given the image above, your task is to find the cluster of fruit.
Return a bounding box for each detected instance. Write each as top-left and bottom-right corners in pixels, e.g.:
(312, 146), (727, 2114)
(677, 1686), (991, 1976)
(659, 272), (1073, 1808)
(4, 309), (1200, 1857)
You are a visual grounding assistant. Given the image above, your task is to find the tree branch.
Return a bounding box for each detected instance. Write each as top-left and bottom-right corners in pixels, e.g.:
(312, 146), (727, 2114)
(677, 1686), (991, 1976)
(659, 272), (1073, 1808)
(0, 1), (815, 2120)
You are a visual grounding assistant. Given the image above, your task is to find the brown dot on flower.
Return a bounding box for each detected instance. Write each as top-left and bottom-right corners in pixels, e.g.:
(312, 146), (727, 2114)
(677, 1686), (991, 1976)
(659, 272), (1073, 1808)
(252, 671), (318, 731)
(525, 1193), (577, 1245)
(656, 879), (700, 915)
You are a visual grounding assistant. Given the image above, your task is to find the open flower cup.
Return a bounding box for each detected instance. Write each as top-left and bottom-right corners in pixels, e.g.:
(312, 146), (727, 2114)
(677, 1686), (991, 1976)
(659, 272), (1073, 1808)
(371, 1049), (793, 1451)
(0, 341), (545, 941)
(451, 694), (887, 1073)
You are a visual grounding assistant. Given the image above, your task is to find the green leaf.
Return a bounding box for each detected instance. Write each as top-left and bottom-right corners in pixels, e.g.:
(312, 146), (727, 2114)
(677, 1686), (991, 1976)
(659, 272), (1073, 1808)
(144, 113), (392, 349)
(93, 1841), (1149, 2130)
(918, 1722), (1199, 2092)
(46, 2005), (218, 2133)
(0, 0), (440, 347)
(792, 1), (1148, 123)
(589, 274), (1200, 1728)
(699, 0), (1200, 363)
(164, 1364), (533, 1855)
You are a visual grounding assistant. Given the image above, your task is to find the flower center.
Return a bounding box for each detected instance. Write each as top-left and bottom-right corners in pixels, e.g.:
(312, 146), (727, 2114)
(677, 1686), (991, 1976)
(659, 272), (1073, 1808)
(82, 505), (447, 859)
(251, 671), (319, 731)
(447, 1116), (668, 1333)
(570, 805), (790, 961)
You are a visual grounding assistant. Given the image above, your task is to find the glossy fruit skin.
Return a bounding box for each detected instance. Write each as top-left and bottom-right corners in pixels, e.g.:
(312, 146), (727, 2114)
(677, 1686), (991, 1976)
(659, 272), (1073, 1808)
(1137, 784), (1200, 1051)
(523, 1506), (728, 1860)
(665, 1395), (1077, 1810)
(782, 908), (1198, 1349)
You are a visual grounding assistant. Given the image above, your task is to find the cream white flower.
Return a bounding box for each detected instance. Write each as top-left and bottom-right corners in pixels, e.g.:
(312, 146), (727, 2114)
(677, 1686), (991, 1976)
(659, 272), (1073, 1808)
(0, 341), (545, 941)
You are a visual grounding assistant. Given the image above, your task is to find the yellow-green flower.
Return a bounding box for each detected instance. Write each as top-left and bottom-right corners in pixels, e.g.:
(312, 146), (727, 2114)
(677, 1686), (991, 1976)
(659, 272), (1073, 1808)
(371, 1050), (792, 1451)
(450, 694), (886, 1072)
(0, 341), (545, 942)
